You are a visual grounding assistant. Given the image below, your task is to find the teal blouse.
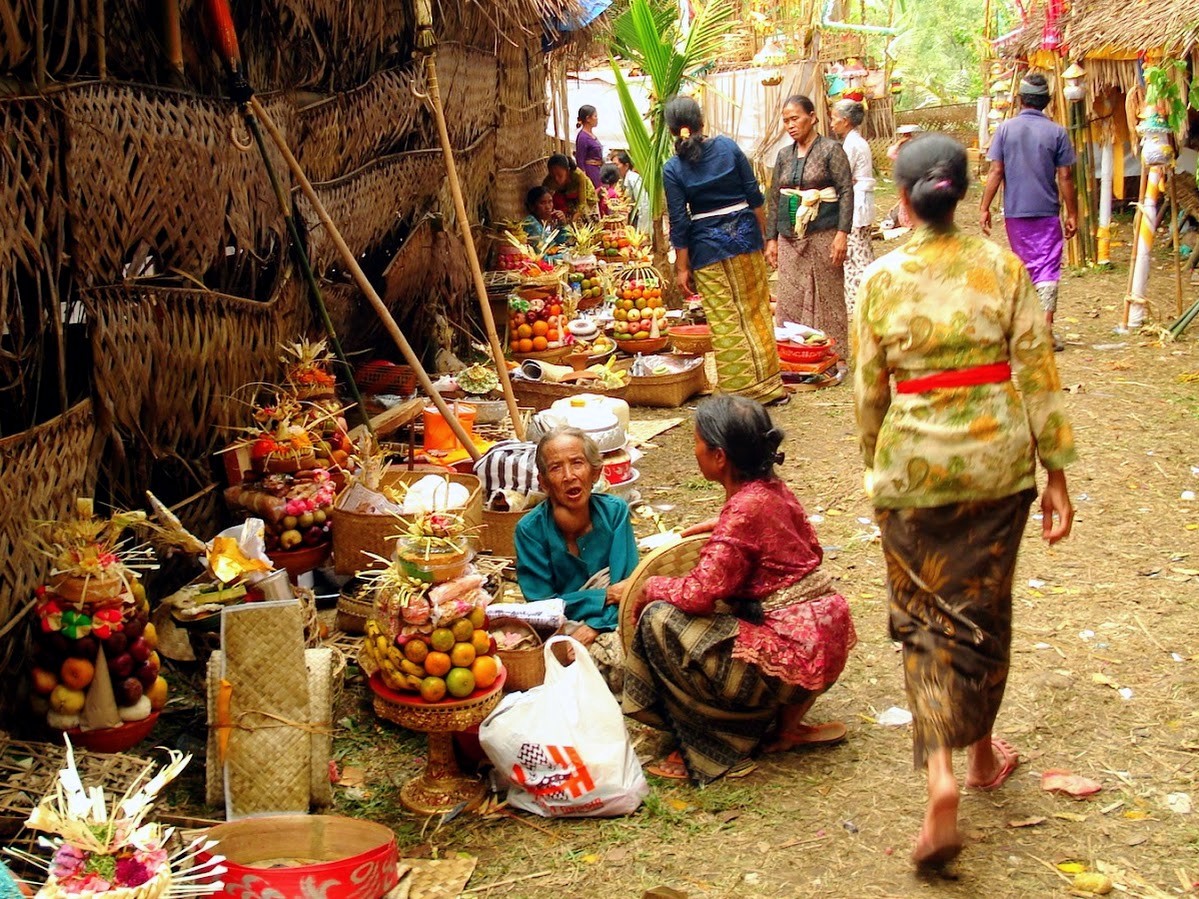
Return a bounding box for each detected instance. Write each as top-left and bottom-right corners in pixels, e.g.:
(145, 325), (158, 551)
(514, 494), (639, 631)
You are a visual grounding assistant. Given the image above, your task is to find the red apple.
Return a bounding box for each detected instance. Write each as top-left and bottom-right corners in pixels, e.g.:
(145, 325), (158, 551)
(128, 637), (152, 663)
(109, 652), (135, 678)
(103, 631), (128, 656)
(135, 661), (158, 690)
(119, 677), (144, 706)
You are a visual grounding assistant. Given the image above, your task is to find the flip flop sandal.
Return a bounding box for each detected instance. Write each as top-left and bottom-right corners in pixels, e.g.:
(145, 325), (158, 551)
(725, 758), (757, 779)
(966, 738), (1020, 792)
(646, 750), (689, 780)
(771, 721), (848, 751)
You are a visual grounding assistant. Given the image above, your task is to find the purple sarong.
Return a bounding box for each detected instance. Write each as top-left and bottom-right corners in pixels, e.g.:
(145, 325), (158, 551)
(1005, 215), (1064, 285)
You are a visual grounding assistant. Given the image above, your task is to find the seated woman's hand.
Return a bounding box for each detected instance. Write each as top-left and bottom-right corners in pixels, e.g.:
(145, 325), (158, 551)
(569, 623), (599, 647)
(604, 578), (629, 606)
(681, 518), (719, 537)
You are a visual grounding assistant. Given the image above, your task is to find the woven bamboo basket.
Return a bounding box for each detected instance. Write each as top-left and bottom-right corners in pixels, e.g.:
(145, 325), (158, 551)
(667, 325), (713, 355)
(489, 616), (549, 692)
(619, 535), (709, 657)
(480, 507), (532, 557)
(335, 578), (375, 634)
(512, 379), (630, 413)
(619, 360), (707, 408)
(330, 469), (483, 575)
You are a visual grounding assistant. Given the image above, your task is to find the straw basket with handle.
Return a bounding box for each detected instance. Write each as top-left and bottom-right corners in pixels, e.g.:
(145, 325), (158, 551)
(488, 616), (548, 692)
(618, 534), (709, 657)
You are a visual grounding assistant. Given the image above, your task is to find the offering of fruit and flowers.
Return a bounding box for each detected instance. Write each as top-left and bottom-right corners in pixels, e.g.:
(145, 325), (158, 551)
(507, 293), (567, 357)
(28, 500), (168, 739)
(222, 469), (336, 555)
(610, 235), (669, 348)
(13, 738), (226, 898)
(359, 552), (502, 703)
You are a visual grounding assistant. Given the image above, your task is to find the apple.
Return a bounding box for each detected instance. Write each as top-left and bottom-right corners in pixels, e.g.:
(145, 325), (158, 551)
(31, 667), (57, 695)
(124, 619), (145, 642)
(103, 631), (128, 656)
(279, 528), (302, 550)
(70, 635), (99, 661)
(302, 525), (324, 546)
(135, 661), (158, 690)
(129, 637), (151, 663)
(109, 652), (135, 678)
(119, 677), (144, 706)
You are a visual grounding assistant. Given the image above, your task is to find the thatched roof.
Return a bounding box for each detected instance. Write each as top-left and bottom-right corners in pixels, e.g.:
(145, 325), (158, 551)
(1004, 0), (1199, 59)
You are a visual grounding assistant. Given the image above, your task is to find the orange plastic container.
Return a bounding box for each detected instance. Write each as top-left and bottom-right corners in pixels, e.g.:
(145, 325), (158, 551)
(422, 402), (477, 452)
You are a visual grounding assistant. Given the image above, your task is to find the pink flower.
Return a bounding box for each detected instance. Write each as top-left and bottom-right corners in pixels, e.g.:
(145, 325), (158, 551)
(116, 856), (153, 887)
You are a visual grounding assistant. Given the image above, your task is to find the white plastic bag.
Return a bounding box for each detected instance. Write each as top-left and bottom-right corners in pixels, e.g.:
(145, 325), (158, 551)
(479, 636), (648, 817)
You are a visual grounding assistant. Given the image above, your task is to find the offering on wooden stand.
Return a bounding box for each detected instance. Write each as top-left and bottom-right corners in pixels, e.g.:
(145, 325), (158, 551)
(28, 500), (168, 751)
(357, 513), (506, 813)
(611, 231), (669, 353)
(11, 738), (227, 898)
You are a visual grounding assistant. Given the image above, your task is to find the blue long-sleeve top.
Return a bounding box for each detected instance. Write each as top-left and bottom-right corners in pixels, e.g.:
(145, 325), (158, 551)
(664, 134), (766, 271)
(514, 493), (639, 631)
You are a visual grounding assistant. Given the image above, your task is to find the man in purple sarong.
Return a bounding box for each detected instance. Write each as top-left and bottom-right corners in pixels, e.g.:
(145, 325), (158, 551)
(980, 72), (1079, 351)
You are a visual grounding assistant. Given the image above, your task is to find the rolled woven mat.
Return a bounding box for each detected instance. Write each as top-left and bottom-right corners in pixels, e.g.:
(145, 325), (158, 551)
(207, 647), (334, 810)
(219, 601), (311, 818)
(385, 857), (477, 899)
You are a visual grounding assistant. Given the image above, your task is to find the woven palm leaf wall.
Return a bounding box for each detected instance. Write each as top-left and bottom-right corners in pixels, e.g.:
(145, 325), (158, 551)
(0, 0), (573, 711)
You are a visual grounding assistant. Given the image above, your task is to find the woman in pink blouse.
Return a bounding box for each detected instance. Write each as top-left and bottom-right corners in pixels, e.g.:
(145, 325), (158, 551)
(623, 396), (857, 782)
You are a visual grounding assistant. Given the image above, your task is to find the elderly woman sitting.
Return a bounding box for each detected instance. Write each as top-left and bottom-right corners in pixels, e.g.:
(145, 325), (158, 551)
(623, 396), (857, 782)
(514, 427), (638, 686)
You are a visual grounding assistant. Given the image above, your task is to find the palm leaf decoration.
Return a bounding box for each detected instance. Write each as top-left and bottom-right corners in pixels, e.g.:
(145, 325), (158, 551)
(608, 0), (734, 227)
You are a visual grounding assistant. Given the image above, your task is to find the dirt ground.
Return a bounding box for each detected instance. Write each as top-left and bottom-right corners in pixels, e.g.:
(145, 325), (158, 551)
(167, 186), (1199, 898)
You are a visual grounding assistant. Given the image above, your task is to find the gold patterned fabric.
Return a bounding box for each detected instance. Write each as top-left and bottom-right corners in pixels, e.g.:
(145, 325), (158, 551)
(693, 252), (786, 403)
(853, 226), (1077, 509)
(878, 489), (1034, 767)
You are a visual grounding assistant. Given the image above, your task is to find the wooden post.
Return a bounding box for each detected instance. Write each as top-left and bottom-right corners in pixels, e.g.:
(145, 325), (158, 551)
(248, 97), (484, 461)
(1122, 165), (1150, 329)
(96, 0), (107, 79)
(421, 53), (525, 440)
(1170, 168), (1184, 316)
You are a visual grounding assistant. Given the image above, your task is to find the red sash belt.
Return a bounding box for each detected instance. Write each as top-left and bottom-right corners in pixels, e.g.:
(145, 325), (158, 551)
(896, 361), (1012, 394)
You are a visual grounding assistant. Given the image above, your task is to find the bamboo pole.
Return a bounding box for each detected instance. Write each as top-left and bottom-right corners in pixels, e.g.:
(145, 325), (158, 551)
(1170, 168), (1184, 316)
(96, 0), (106, 79)
(34, 0), (45, 90)
(420, 53), (525, 440)
(248, 96), (484, 461)
(1121, 165), (1150, 329)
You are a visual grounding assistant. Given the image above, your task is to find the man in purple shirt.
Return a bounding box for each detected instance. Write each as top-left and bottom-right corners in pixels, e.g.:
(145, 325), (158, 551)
(980, 72), (1079, 350)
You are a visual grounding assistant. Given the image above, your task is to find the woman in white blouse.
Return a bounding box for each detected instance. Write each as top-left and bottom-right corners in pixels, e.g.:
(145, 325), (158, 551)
(830, 100), (876, 320)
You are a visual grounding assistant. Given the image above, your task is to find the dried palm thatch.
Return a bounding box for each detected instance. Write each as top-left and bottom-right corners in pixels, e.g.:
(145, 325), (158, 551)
(439, 43), (501, 147)
(0, 399), (96, 703)
(59, 83), (292, 287)
(0, 96), (68, 432)
(81, 282), (301, 502)
(297, 61), (431, 182)
(1006, 0), (1199, 59)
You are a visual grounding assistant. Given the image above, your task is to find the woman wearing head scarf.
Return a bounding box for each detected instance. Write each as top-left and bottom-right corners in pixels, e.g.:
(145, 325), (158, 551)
(854, 134), (1076, 871)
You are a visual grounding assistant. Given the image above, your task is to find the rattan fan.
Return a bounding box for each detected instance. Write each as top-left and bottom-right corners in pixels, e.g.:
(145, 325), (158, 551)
(618, 534), (709, 657)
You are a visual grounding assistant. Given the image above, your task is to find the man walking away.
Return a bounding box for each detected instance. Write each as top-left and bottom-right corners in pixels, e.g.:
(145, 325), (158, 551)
(980, 72), (1078, 351)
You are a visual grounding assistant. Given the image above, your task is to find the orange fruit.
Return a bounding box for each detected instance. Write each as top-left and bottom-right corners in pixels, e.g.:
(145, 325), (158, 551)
(532, 336), (548, 351)
(468, 606), (487, 629)
(430, 628), (455, 652)
(471, 656), (499, 690)
(471, 629), (491, 657)
(424, 651), (452, 677)
(60, 657), (95, 691)
(450, 618), (474, 642)
(518, 338), (534, 353)
(50, 685), (85, 715)
(31, 667), (58, 695)
(419, 676), (447, 703)
(142, 622), (158, 650)
(517, 323), (533, 339)
(404, 639), (429, 665)
(547, 329), (559, 341)
(532, 320), (549, 337)
(450, 642), (476, 668)
(147, 676), (169, 711)
(509, 340), (520, 352)
(445, 667), (476, 698)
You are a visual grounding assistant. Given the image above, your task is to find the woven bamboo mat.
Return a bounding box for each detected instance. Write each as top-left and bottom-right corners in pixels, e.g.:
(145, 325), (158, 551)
(0, 734), (153, 819)
(626, 418), (686, 448)
(385, 857), (477, 899)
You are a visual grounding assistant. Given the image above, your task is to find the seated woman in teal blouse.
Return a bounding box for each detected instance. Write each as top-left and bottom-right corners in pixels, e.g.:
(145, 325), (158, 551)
(521, 186), (570, 259)
(515, 427), (638, 685)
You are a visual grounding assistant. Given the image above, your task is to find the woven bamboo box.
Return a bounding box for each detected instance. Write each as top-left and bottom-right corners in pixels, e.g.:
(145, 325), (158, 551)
(330, 468), (483, 575)
(621, 358), (707, 408)
(480, 507), (532, 558)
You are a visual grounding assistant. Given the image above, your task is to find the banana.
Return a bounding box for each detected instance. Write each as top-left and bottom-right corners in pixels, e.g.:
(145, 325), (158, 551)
(402, 674), (425, 692)
(399, 658), (426, 678)
(379, 667), (406, 691)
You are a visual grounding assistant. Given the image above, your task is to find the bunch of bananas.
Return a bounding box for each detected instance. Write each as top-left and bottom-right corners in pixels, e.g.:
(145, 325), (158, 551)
(362, 619), (424, 692)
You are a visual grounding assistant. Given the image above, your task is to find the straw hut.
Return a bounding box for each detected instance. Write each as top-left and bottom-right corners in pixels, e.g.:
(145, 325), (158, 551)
(0, 0), (592, 714)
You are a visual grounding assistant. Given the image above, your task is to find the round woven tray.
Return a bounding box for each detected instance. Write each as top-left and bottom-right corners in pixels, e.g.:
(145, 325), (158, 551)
(616, 336), (670, 355)
(668, 325), (713, 355)
(512, 378), (630, 413)
(512, 345), (572, 364)
(618, 534), (709, 658)
(369, 670), (506, 732)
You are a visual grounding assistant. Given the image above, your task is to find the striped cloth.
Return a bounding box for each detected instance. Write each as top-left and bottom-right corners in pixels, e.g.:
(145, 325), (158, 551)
(472, 441), (539, 502)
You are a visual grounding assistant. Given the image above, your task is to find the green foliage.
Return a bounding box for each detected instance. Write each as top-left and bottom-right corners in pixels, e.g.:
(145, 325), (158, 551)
(1144, 58), (1197, 135)
(884, 0), (989, 107)
(608, 0), (735, 221)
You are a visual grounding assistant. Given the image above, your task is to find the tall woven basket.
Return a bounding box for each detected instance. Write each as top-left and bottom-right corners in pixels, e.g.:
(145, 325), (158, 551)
(618, 534), (709, 657)
(480, 507), (532, 557)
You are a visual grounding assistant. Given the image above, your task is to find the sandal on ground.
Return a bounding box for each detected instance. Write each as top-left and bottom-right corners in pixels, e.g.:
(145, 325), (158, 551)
(911, 837), (963, 871)
(646, 750), (689, 780)
(965, 738), (1020, 792)
(765, 393), (791, 408)
(765, 721), (847, 753)
(725, 758), (757, 779)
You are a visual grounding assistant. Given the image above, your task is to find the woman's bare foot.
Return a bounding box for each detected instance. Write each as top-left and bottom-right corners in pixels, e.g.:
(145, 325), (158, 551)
(965, 737), (1019, 791)
(912, 751), (963, 870)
